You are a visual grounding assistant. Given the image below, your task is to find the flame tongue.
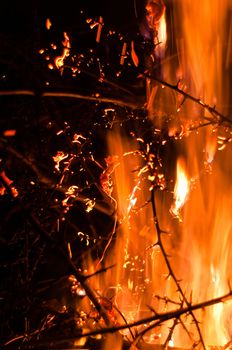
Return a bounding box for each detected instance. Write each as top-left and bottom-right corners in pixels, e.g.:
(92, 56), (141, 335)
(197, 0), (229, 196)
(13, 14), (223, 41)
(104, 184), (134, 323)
(170, 157), (189, 220)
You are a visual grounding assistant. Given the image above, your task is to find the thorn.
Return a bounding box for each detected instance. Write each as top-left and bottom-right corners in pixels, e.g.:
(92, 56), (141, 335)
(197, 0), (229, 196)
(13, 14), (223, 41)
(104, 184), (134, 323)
(176, 79), (181, 89)
(146, 241), (159, 250)
(160, 229), (169, 234)
(146, 305), (157, 314)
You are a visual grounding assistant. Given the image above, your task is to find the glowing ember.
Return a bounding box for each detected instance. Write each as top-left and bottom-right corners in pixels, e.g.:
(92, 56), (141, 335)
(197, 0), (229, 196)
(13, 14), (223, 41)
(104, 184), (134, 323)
(45, 18), (52, 30)
(96, 16), (104, 43)
(0, 171), (19, 198)
(53, 151), (69, 171)
(170, 157), (189, 220)
(3, 129), (16, 137)
(54, 32), (71, 69)
(62, 185), (79, 207)
(85, 198), (96, 213)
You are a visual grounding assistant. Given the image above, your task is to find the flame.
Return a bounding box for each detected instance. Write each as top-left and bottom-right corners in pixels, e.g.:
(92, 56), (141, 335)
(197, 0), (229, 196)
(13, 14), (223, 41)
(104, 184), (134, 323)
(44, 2), (232, 348)
(145, 0), (167, 59)
(170, 0), (232, 346)
(170, 158), (189, 220)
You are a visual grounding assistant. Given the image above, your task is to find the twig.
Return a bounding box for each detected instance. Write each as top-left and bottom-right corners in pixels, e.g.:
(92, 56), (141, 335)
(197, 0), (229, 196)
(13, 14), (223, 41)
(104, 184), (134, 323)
(84, 264), (116, 280)
(163, 318), (179, 347)
(0, 138), (115, 217)
(0, 89), (141, 109)
(28, 213), (112, 327)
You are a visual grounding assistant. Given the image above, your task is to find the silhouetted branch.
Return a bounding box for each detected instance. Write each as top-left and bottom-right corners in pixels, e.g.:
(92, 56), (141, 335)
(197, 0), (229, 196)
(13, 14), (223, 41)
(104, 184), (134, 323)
(28, 213), (112, 327)
(150, 187), (206, 349)
(0, 89), (141, 109)
(20, 289), (232, 348)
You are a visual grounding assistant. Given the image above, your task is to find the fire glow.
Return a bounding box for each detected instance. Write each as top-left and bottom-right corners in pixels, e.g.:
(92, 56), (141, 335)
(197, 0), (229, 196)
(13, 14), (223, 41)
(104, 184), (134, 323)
(3, 0), (232, 349)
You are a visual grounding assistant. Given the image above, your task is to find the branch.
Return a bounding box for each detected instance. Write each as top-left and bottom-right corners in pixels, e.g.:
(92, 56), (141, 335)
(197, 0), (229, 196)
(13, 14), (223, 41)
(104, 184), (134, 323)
(0, 89), (142, 109)
(144, 72), (232, 126)
(150, 187), (206, 349)
(21, 289), (232, 348)
(0, 138), (115, 217)
(28, 213), (112, 327)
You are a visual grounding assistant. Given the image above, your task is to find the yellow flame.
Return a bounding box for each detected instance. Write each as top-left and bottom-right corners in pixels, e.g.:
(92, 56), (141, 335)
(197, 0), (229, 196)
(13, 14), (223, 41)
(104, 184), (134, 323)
(170, 158), (189, 219)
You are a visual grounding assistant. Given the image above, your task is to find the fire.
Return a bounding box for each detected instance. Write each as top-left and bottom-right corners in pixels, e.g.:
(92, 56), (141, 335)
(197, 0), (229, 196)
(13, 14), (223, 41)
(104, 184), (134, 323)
(34, 1), (232, 348)
(145, 0), (167, 58)
(170, 158), (189, 220)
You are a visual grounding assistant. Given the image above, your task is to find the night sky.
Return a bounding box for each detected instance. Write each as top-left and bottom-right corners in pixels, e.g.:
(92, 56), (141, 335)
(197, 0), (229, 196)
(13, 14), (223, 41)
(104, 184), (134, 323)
(0, 0), (145, 37)
(0, 0), (148, 92)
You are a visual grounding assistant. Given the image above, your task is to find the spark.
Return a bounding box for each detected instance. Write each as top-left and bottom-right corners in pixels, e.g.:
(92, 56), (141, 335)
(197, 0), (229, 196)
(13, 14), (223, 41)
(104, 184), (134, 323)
(67, 242), (72, 259)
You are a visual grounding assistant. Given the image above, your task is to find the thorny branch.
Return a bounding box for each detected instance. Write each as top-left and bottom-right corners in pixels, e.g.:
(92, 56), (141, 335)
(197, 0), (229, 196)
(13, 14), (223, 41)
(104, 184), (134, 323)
(21, 289), (232, 348)
(150, 187), (206, 349)
(144, 72), (232, 127)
